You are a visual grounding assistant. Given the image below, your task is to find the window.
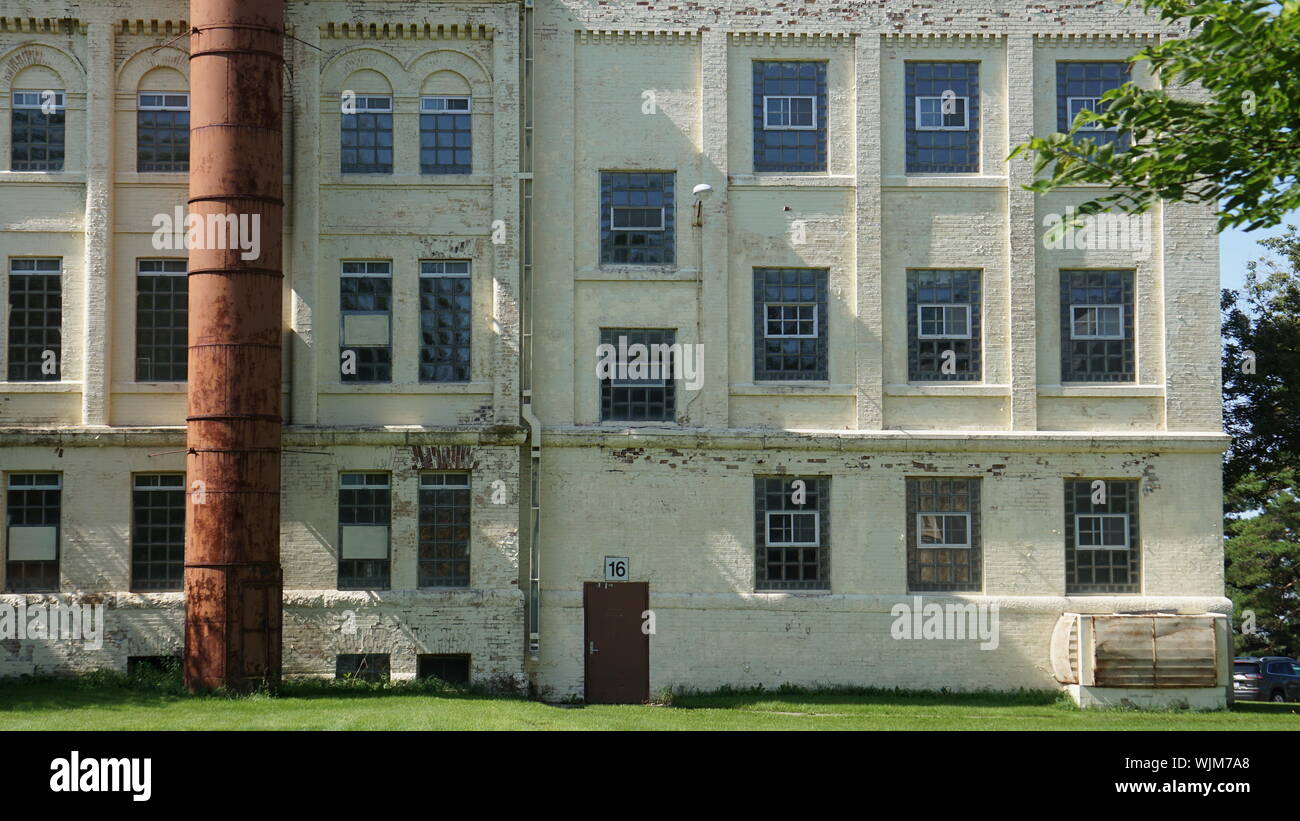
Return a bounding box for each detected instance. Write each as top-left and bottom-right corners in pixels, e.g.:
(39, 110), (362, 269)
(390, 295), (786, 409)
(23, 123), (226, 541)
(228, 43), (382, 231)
(336, 653), (390, 682)
(131, 474), (185, 592)
(419, 472), (471, 587)
(420, 96), (471, 174)
(12, 90), (65, 171)
(420, 261), (471, 382)
(906, 62), (979, 173)
(418, 654), (470, 684)
(136, 259), (188, 382)
(755, 476), (829, 591)
(1065, 479), (1139, 594)
(1060, 269), (1134, 382)
(907, 269), (981, 382)
(918, 305), (970, 339)
(341, 94), (393, 174)
(340, 261), (392, 383)
(338, 473), (390, 590)
(5, 473), (60, 592)
(915, 94), (968, 130)
(753, 61), (827, 172)
(7, 257), (62, 381)
(754, 267), (828, 381)
(907, 477), (981, 592)
(1070, 305), (1123, 340)
(1057, 62), (1130, 148)
(137, 92), (189, 172)
(599, 328), (676, 422)
(600, 172), (675, 265)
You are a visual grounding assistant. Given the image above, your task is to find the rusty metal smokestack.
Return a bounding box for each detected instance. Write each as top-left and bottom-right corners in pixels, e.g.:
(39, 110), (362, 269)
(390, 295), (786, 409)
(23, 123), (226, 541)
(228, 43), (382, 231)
(184, 0), (284, 691)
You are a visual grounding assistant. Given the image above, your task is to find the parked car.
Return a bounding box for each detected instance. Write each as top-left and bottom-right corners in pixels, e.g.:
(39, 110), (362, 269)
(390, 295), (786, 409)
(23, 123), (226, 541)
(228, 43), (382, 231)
(1232, 657), (1300, 703)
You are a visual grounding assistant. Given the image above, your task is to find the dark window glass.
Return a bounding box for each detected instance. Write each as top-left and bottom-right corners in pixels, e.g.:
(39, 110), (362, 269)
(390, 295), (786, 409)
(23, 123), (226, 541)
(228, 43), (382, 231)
(1057, 62), (1130, 149)
(418, 654), (471, 683)
(338, 473), (390, 590)
(754, 267), (828, 381)
(336, 653), (390, 681)
(136, 260), (188, 382)
(752, 61), (827, 172)
(1065, 479), (1139, 594)
(1060, 269), (1135, 382)
(7, 258), (61, 381)
(907, 268), (981, 381)
(907, 477), (981, 592)
(419, 472), (471, 587)
(5, 473), (60, 592)
(131, 473), (185, 592)
(600, 172), (675, 265)
(419, 261), (471, 383)
(137, 94), (189, 172)
(420, 96), (472, 174)
(130, 470), (185, 592)
(11, 91), (65, 171)
(905, 62), (980, 173)
(341, 96), (393, 174)
(755, 476), (829, 591)
(340, 262), (392, 383)
(599, 328), (676, 422)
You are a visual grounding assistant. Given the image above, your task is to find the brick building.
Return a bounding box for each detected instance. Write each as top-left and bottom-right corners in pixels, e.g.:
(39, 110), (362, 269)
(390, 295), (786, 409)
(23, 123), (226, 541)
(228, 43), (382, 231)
(0, 0), (1227, 702)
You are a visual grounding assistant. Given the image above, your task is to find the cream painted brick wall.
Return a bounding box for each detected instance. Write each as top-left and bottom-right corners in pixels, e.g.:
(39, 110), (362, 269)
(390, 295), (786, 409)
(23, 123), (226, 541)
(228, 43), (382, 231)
(0, 1), (1226, 699)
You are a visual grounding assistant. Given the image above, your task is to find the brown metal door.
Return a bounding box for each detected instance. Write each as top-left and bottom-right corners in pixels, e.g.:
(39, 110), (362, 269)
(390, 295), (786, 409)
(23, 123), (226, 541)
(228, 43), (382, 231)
(584, 582), (649, 704)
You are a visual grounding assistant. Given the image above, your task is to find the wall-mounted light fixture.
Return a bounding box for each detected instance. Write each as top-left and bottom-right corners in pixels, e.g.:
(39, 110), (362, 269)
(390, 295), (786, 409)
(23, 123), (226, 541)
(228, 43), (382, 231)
(692, 183), (713, 227)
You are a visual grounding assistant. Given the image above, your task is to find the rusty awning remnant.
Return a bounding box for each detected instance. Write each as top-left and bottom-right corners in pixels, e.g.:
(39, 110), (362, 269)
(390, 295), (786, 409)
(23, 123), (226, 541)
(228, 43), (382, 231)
(184, 0), (285, 691)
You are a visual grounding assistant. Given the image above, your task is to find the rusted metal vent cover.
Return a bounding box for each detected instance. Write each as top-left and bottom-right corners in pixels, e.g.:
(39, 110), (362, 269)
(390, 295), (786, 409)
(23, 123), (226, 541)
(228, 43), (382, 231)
(1050, 613), (1219, 688)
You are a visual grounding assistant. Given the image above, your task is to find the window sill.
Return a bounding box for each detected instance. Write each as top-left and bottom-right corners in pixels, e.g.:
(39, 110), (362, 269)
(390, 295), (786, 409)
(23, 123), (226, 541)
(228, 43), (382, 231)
(320, 173), (494, 188)
(754, 588), (832, 595)
(113, 382), (187, 393)
(0, 381), (81, 393)
(886, 383), (1010, 397)
(1040, 384), (1163, 398)
(733, 382), (855, 396)
(320, 381), (493, 395)
(0, 171), (84, 183)
(579, 265), (695, 281)
(729, 174), (854, 188)
(884, 175), (1006, 187)
(115, 172), (189, 185)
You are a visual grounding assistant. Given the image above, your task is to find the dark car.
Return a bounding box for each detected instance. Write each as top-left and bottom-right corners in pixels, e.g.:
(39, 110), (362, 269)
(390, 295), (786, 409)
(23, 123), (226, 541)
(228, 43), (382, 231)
(1233, 657), (1300, 703)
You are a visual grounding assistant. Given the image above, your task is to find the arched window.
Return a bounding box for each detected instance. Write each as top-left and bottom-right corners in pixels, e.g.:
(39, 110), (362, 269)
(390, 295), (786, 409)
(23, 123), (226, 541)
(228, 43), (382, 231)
(137, 67), (189, 172)
(10, 65), (65, 171)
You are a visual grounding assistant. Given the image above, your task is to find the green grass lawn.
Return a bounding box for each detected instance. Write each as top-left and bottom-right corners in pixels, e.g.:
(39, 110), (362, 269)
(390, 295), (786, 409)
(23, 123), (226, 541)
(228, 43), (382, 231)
(1, 675), (1297, 730)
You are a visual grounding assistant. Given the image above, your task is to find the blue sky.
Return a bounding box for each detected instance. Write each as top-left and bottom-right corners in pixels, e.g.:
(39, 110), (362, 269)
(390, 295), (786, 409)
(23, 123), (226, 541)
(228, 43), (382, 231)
(1220, 215), (1298, 293)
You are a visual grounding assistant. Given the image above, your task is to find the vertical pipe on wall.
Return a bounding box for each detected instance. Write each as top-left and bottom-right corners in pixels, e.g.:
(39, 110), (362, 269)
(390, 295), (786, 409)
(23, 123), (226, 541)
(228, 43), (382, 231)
(184, 0), (285, 691)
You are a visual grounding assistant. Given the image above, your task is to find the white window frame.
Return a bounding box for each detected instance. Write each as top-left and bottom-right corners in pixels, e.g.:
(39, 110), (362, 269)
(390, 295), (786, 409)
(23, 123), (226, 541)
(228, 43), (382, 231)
(764, 302), (818, 339)
(138, 92), (190, 111)
(137, 259), (187, 276)
(341, 260), (392, 278)
(916, 512), (971, 549)
(1074, 512), (1130, 550)
(765, 510), (820, 547)
(419, 472), (471, 489)
(609, 206), (666, 232)
(762, 94), (817, 131)
(1066, 96), (1118, 132)
(420, 260), (471, 278)
(10, 257), (62, 274)
(12, 90), (64, 111)
(915, 95), (969, 131)
(917, 303), (971, 339)
(420, 96), (471, 113)
(345, 94), (392, 112)
(1070, 304), (1124, 340)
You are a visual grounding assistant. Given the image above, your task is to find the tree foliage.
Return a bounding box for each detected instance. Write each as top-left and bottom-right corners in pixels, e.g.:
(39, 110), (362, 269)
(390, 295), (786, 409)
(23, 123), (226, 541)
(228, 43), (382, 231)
(1011, 0), (1300, 231)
